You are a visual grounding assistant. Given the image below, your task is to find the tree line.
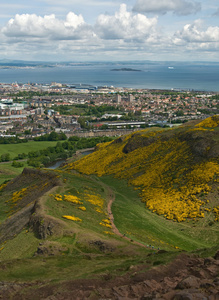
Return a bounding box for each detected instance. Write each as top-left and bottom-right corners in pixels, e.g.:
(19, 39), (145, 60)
(12, 136), (114, 168)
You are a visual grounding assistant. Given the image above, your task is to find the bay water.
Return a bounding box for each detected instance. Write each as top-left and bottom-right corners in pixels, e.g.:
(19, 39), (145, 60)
(0, 61), (219, 92)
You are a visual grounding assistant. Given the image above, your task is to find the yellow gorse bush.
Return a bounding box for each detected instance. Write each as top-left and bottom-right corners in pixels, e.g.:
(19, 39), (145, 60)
(213, 206), (219, 221)
(99, 218), (112, 228)
(6, 188), (27, 204)
(67, 126), (219, 222)
(62, 215), (82, 222)
(78, 206), (86, 211)
(83, 192), (104, 208)
(0, 183), (8, 192)
(95, 207), (104, 214)
(196, 115), (219, 128)
(54, 194), (63, 201)
(63, 195), (83, 205)
(104, 231), (114, 235)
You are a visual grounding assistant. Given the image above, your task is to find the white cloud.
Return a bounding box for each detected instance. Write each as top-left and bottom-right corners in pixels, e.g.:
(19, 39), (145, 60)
(174, 20), (219, 43)
(2, 12), (94, 40)
(2, 5), (158, 44)
(1, 4), (219, 61)
(133, 0), (201, 15)
(95, 4), (158, 41)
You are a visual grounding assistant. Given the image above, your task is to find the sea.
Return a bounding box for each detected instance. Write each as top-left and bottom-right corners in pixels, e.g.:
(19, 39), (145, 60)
(0, 61), (219, 92)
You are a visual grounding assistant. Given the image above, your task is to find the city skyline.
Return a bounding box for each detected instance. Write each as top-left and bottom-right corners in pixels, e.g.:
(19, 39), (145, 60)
(0, 0), (219, 62)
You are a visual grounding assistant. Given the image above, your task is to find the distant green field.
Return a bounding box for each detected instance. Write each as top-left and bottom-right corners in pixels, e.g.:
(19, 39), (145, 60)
(0, 141), (58, 159)
(0, 162), (28, 185)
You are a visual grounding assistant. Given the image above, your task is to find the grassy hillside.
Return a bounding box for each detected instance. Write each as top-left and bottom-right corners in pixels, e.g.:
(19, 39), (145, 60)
(68, 116), (219, 224)
(0, 117), (218, 295)
(0, 168), (158, 282)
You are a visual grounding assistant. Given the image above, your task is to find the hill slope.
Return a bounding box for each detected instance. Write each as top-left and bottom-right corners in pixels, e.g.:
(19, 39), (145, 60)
(0, 116), (218, 299)
(67, 116), (219, 223)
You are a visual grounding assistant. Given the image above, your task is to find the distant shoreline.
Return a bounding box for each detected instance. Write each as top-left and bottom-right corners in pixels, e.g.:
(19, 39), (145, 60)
(0, 62), (219, 92)
(111, 68), (142, 72)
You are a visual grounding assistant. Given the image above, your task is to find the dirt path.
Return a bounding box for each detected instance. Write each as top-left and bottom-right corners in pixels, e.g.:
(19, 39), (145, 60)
(106, 186), (151, 249)
(78, 174), (155, 249)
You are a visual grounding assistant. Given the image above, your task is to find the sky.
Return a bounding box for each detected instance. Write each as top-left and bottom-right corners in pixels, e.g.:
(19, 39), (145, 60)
(0, 0), (219, 62)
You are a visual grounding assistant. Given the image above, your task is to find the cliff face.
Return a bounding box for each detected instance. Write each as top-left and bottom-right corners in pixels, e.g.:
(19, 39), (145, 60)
(0, 168), (61, 244)
(68, 116), (219, 223)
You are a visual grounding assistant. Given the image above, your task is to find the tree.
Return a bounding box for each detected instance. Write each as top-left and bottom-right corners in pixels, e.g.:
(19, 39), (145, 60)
(1, 153), (10, 162)
(176, 110), (184, 117)
(48, 131), (59, 141)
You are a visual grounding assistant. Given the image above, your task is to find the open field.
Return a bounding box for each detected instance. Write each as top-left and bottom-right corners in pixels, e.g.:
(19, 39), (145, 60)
(0, 141), (58, 159)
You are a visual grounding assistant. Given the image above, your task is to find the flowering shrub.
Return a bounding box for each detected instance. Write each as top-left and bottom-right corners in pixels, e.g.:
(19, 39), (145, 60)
(66, 126), (219, 222)
(6, 188), (27, 204)
(95, 207), (104, 214)
(0, 183), (8, 192)
(196, 115), (219, 128)
(78, 206), (86, 211)
(213, 206), (219, 221)
(63, 195), (83, 205)
(83, 192), (104, 208)
(54, 194), (63, 201)
(62, 215), (82, 222)
(104, 231), (114, 235)
(99, 218), (112, 228)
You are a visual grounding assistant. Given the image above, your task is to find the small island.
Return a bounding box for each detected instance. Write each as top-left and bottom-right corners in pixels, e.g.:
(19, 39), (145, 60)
(111, 68), (142, 72)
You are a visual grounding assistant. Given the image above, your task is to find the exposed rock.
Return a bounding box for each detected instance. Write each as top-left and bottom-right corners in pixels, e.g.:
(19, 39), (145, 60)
(214, 250), (219, 260)
(0, 203), (35, 244)
(34, 242), (68, 256)
(179, 130), (218, 160)
(29, 213), (68, 239)
(89, 240), (115, 252)
(123, 134), (155, 154)
(176, 276), (200, 289)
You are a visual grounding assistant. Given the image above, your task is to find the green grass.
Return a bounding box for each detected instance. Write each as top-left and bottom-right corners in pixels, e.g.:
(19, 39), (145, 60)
(0, 140), (58, 184)
(0, 162), (28, 184)
(0, 230), (39, 260)
(44, 171), (219, 252)
(0, 253), (146, 281)
(0, 166), (218, 283)
(44, 172), (113, 237)
(99, 176), (219, 252)
(0, 140), (58, 159)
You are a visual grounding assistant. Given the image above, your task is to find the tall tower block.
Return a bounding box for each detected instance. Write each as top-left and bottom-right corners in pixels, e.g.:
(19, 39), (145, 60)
(128, 94), (134, 103)
(116, 94), (121, 103)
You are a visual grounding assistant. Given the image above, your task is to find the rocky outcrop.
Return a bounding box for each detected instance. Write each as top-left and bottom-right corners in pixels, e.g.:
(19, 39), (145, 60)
(179, 130), (219, 160)
(0, 168), (61, 244)
(0, 202), (35, 244)
(1, 252), (218, 299)
(29, 198), (68, 239)
(123, 134), (155, 153)
(34, 241), (68, 256)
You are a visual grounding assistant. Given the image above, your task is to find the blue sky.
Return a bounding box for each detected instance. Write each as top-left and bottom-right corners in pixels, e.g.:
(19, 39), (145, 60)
(0, 0), (219, 61)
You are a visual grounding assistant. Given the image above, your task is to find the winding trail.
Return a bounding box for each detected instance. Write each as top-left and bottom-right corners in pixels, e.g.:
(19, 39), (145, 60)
(77, 173), (155, 250)
(105, 186), (150, 249)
